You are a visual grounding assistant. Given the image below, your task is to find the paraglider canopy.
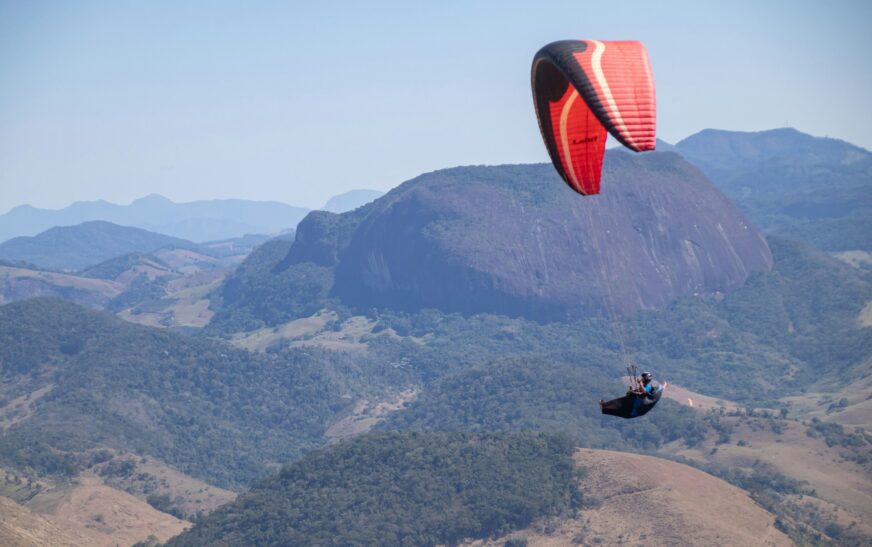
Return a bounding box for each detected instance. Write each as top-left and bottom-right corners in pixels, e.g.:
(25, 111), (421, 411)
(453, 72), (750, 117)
(531, 39), (656, 195)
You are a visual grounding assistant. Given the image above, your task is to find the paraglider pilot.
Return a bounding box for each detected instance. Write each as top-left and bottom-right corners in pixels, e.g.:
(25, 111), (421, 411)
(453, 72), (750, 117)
(599, 371), (664, 419)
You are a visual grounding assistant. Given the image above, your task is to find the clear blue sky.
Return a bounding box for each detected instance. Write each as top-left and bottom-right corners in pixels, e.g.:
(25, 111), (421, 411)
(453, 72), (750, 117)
(1, 0), (870, 212)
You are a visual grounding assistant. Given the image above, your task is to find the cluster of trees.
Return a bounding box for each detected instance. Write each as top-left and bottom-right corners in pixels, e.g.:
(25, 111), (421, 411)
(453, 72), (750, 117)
(0, 432), (79, 477)
(168, 431), (580, 547)
(807, 418), (872, 469)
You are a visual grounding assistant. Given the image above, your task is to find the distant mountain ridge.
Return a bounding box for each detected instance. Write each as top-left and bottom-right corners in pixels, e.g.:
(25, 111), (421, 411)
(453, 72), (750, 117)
(0, 194), (310, 243)
(0, 224), (264, 323)
(0, 221), (204, 271)
(676, 128), (872, 250)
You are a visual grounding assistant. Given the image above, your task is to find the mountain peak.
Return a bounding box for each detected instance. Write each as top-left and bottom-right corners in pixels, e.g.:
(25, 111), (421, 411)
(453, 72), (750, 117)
(4, 204), (35, 215)
(311, 155), (774, 320)
(132, 193), (174, 205)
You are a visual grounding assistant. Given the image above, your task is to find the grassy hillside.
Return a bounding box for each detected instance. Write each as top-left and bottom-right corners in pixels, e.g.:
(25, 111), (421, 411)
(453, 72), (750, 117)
(0, 265), (122, 307)
(0, 494), (109, 547)
(167, 436), (800, 547)
(167, 432), (580, 547)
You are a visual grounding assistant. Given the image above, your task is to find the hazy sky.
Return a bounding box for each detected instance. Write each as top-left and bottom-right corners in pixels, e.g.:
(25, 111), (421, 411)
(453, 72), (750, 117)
(1, 0), (870, 213)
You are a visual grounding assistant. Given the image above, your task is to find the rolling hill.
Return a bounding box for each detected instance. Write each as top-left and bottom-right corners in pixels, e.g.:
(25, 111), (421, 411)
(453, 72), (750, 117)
(0, 477), (189, 547)
(165, 433), (791, 547)
(166, 432), (581, 547)
(0, 298), (348, 487)
(0, 221), (203, 272)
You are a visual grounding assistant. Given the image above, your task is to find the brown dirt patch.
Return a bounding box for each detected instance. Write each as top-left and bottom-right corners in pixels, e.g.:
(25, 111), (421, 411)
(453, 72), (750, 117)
(164, 269), (226, 293)
(114, 260), (174, 284)
(231, 312), (377, 353)
(325, 388), (419, 441)
(151, 249), (216, 272)
(230, 311), (334, 351)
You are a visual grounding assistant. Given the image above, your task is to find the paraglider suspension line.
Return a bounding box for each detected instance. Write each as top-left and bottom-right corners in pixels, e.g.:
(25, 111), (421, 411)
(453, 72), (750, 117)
(598, 151), (640, 392)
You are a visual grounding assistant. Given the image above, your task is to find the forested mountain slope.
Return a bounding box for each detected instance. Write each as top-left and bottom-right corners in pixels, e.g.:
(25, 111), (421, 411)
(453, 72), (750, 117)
(677, 128), (872, 251)
(0, 298), (347, 487)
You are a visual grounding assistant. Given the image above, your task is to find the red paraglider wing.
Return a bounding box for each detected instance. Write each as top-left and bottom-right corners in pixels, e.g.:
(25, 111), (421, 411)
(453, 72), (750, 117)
(535, 71), (608, 195)
(571, 40), (656, 152)
(531, 40), (656, 195)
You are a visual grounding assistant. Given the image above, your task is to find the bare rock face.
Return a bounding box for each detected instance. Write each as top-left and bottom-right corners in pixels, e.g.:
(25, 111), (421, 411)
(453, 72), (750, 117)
(315, 152), (773, 320)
